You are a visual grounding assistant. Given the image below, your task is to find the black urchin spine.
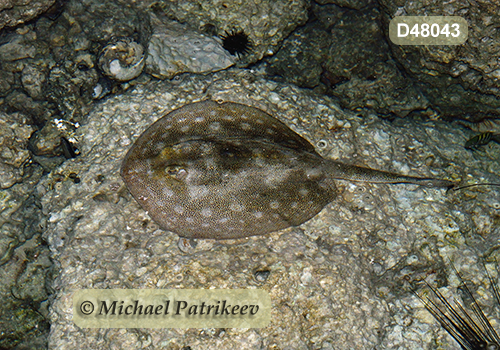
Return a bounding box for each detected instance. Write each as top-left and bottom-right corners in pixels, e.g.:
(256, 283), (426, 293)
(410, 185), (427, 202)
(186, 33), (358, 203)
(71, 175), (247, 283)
(220, 30), (252, 58)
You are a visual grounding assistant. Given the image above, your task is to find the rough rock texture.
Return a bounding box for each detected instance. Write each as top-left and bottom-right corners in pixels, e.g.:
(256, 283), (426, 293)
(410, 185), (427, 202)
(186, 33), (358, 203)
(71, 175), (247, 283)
(314, 0), (372, 10)
(65, 0), (150, 46)
(0, 229), (51, 349)
(38, 69), (500, 349)
(266, 19), (329, 89)
(155, 0), (309, 66)
(378, 0), (500, 122)
(266, 4), (429, 118)
(0, 0), (55, 30)
(0, 30), (39, 62)
(0, 112), (34, 189)
(0, 0), (151, 125)
(0, 112), (49, 349)
(50, 0), (150, 115)
(146, 14), (235, 79)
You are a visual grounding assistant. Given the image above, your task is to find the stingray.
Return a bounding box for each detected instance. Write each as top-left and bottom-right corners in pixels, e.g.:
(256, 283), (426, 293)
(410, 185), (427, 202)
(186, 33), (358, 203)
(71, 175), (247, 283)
(121, 100), (455, 239)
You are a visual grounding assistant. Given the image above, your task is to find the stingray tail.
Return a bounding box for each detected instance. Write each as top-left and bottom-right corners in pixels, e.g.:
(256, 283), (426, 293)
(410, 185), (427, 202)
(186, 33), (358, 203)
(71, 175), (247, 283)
(324, 161), (456, 188)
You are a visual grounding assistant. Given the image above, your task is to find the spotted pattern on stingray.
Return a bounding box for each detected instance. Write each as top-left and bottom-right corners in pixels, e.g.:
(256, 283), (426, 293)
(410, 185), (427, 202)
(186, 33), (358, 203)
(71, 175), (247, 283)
(121, 100), (337, 239)
(121, 100), (455, 240)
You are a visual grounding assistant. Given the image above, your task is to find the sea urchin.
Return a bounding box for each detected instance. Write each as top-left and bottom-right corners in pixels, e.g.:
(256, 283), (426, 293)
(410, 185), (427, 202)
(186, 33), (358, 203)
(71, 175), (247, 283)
(221, 30), (252, 58)
(414, 262), (500, 349)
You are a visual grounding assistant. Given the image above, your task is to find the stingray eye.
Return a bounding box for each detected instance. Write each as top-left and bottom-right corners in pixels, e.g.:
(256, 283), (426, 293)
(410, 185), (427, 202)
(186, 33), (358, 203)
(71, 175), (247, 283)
(165, 165), (188, 180)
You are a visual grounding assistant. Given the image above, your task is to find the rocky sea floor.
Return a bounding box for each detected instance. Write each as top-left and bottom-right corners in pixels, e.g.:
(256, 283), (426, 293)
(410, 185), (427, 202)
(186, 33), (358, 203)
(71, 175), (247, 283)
(1, 0), (500, 349)
(37, 69), (500, 349)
